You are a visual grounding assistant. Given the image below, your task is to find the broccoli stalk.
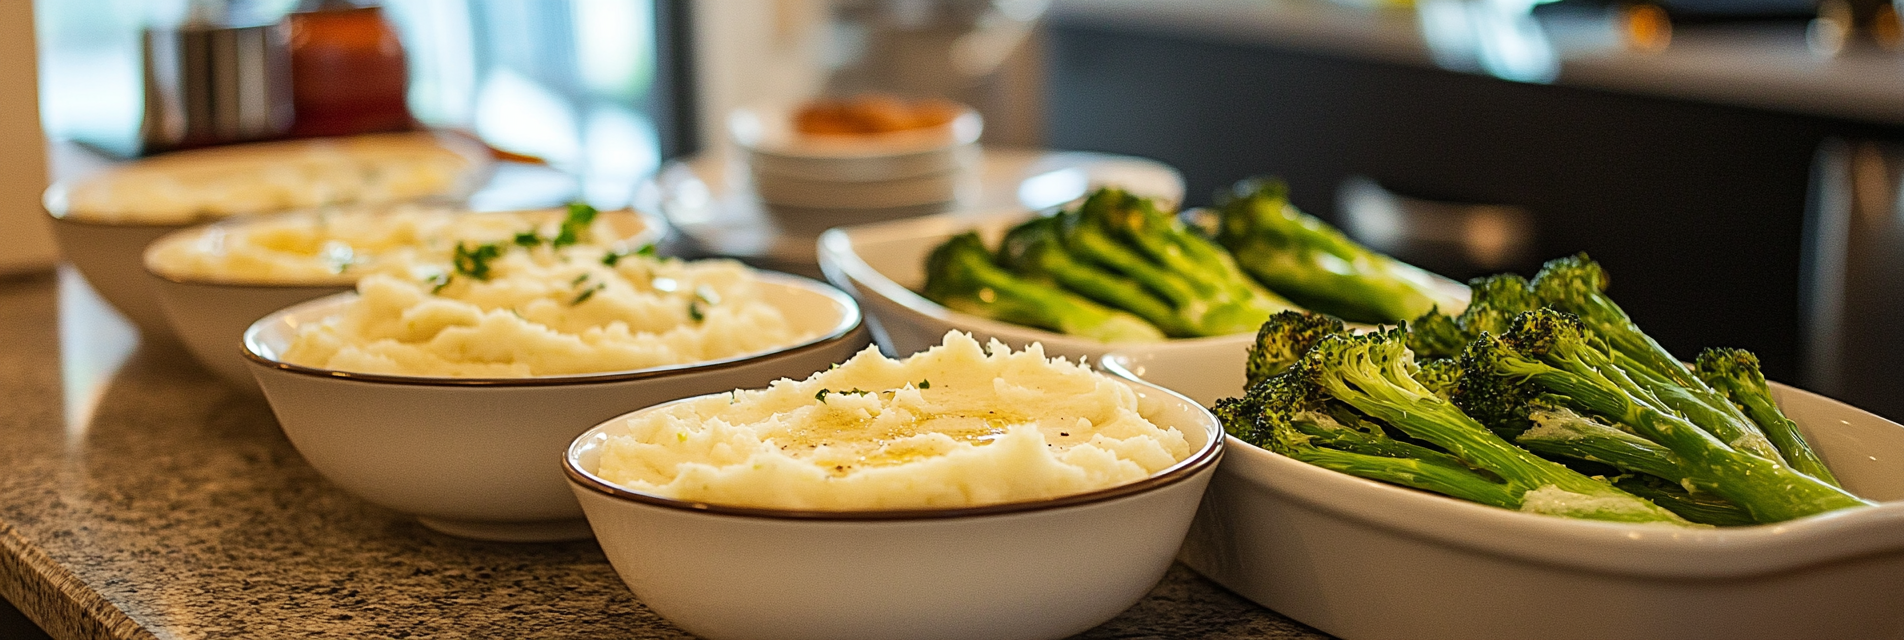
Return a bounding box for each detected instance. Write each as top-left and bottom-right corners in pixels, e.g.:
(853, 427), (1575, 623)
(1214, 177), (1455, 324)
(1696, 348), (1840, 487)
(998, 217), (1194, 337)
(1220, 323), (1690, 525)
(1461, 309), (1870, 523)
(1057, 189), (1291, 336)
(1612, 475), (1758, 527)
(922, 232), (1165, 343)
(1531, 254), (1787, 463)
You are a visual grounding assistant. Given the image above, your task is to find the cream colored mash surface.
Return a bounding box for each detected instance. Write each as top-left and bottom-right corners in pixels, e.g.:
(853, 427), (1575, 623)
(145, 205), (642, 285)
(594, 332), (1192, 510)
(280, 247), (809, 377)
(62, 132), (481, 223)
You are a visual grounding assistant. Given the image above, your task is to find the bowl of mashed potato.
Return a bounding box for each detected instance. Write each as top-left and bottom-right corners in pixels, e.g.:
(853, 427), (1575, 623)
(241, 246), (871, 542)
(145, 203), (662, 391)
(46, 131), (488, 338)
(563, 331), (1225, 640)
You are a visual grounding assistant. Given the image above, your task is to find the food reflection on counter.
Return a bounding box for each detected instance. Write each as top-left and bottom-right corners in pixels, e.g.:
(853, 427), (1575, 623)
(279, 205), (815, 378)
(921, 179), (1464, 344)
(793, 94), (965, 137)
(593, 331), (1192, 510)
(1215, 254), (1868, 527)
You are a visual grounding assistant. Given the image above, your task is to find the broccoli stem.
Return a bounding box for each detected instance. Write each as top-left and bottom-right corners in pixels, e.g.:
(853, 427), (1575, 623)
(1612, 475), (1758, 527)
(1480, 320), (1870, 523)
(999, 217), (1197, 337)
(1215, 177), (1452, 324)
(1308, 333), (1688, 524)
(1610, 352), (1783, 461)
(1514, 406), (1684, 481)
(1696, 348), (1841, 487)
(922, 233), (1165, 343)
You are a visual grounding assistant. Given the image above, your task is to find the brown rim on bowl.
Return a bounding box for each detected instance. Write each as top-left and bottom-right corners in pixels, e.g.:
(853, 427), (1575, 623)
(141, 207), (667, 287)
(239, 271), (866, 387)
(561, 382), (1227, 522)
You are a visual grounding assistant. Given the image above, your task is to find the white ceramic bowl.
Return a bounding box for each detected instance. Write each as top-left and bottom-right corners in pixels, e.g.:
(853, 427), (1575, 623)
(45, 132), (491, 339)
(146, 207), (666, 392)
(816, 210), (1469, 362)
(243, 273), (871, 542)
(1103, 342), (1904, 640)
(564, 375), (1225, 640)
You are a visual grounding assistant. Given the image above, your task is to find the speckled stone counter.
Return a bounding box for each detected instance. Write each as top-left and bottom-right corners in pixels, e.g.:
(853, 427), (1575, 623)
(0, 270), (1329, 640)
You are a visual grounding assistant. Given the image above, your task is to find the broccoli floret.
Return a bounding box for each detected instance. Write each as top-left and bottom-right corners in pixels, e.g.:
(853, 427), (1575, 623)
(1406, 308), (1469, 359)
(1403, 275), (1541, 359)
(1461, 309), (1870, 523)
(1530, 254), (1784, 461)
(1214, 177), (1458, 324)
(1244, 310), (1347, 388)
(1696, 348), (1840, 487)
(921, 232), (1165, 343)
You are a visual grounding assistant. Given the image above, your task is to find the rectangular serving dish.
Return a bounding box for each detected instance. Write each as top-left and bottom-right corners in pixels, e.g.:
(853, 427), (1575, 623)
(1103, 344), (1904, 640)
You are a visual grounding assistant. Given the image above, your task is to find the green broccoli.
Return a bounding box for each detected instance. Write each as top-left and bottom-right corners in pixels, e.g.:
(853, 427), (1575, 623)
(1530, 254), (1783, 462)
(1055, 189), (1292, 336)
(1214, 177), (1456, 324)
(1611, 475), (1758, 527)
(921, 232), (1165, 343)
(1460, 309), (1870, 523)
(1220, 328), (1690, 525)
(998, 216), (1195, 337)
(1406, 274), (1543, 359)
(1696, 348), (1840, 487)
(1244, 310), (1348, 388)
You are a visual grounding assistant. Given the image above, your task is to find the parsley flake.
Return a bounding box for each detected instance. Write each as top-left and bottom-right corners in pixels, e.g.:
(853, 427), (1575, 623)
(452, 242), (504, 280)
(552, 202), (599, 247)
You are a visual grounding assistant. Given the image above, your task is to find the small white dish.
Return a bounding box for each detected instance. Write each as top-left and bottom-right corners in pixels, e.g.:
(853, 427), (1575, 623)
(1104, 341), (1904, 640)
(564, 374), (1224, 640)
(243, 273), (871, 542)
(146, 207), (666, 392)
(728, 101), (983, 161)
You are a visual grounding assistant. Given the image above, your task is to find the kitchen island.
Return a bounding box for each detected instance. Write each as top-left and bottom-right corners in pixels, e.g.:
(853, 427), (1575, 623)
(0, 270), (1325, 640)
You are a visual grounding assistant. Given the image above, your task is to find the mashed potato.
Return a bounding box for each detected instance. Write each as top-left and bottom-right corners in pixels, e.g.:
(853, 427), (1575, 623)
(593, 332), (1193, 510)
(145, 205), (645, 285)
(280, 245), (811, 377)
(62, 132), (482, 224)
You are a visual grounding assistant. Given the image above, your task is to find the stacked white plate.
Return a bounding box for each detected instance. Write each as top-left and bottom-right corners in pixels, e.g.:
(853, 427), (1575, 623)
(728, 102), (983, 223)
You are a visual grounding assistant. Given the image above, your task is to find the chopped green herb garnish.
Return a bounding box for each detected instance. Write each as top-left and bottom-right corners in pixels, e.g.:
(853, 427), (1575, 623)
(571, 282), (605, 305)
(452, 242), (504, 280)
(552, 202), (599, 247)
(636, 244), (657, 257)
(513, 231), (543, 247)
(815, 389), (830, 402)
(427, 273), (453, 294)
(918, 379), (931, 389)
(604, 243), (657, 267)
(688, 300), (705, 322)
(571, 273), (590, 286)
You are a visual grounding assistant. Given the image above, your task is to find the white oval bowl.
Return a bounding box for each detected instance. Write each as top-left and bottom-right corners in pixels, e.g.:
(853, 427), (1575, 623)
(243, 273), (871, 542)
(815, 209), (1469, 363)
(147, 207), (667, 392)
(1103, 341), (1904, 640)
(563, 374), (1225, 640)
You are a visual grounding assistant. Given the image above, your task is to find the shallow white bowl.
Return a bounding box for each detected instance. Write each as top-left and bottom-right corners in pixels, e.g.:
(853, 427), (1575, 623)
(815, 210), (1468, 363)
(564, 375), (1224, 640)
(243, 273), (871, 542)
(1103, 342), (1904, 640)
(44, 133), (491, 340)
(147, 208), (666, 392)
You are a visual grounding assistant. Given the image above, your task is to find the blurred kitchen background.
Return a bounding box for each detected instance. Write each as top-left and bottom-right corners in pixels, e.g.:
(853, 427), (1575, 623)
(19, 0), (1904, 417)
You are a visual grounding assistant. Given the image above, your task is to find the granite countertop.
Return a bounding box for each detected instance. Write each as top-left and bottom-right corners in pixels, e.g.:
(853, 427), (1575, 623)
(0, 269), (1328, 640)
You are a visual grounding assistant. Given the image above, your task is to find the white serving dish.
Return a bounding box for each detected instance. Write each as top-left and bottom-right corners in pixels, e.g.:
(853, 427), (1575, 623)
(564, 374), (1225, 640)
(45, 132), (491, 340)
(815, 210), (1467, 362)
(243, 273), (871, 542)
(1103, 342), (1904, 640)
(146, 207), (666, 392)
(750, 164), (965, 210)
